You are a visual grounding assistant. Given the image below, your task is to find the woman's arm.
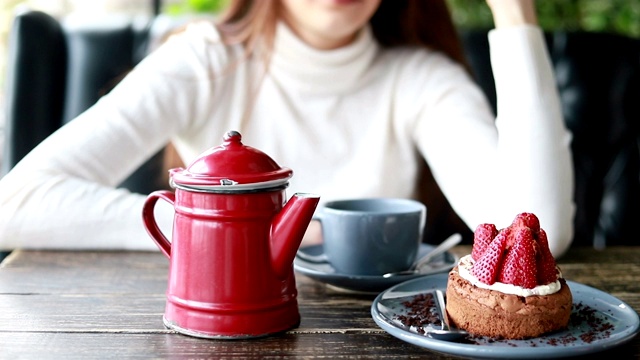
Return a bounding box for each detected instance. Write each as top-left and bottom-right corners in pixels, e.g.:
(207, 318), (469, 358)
(0, 22), (222, 250)
(412, 1), (574, 258)
(487, 0), (575, 257)
(486, 0), (538, 28)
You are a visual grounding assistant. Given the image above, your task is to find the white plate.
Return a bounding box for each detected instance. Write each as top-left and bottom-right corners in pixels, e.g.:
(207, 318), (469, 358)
(371, 273), (640, 358)
(294, 244), (457, 294)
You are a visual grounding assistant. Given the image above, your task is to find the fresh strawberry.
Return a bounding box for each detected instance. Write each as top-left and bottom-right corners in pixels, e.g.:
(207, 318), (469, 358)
(511, 212), (540, 233)
(502, 226), (516, 248)
(471, 231), (507, 285)
(471, 212), (561, 288)
(535, 229), (558, 284)
(535, 227), (551, 253)
(498, 227), (538, 289)
(471, 223), (498, 261)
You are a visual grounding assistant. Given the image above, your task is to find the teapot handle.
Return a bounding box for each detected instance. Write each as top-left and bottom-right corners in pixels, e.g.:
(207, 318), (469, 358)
(142, 190), (175, 259)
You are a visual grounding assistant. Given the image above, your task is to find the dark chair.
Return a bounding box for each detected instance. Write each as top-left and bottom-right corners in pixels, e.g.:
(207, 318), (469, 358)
(2, 10), (174, 193)
(457, 29), (640, 248)
(0, 10), (184, 261)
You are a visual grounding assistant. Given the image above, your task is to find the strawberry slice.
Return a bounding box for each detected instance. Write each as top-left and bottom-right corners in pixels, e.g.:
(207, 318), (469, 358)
(511, 212), (540, 233)
(535, 229), (559, 284)
(498, 227), (538, 289)
(470, 213), (560, 288)
(471, 230), (507, 285)
(471, 223), (498, 261)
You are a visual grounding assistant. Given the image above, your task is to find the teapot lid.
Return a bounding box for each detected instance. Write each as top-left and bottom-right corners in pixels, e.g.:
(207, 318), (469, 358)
(170, 130), (292, 191)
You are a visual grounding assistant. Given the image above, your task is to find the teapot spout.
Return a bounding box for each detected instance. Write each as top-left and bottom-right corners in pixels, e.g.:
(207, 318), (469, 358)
(270, 193), (320, 278)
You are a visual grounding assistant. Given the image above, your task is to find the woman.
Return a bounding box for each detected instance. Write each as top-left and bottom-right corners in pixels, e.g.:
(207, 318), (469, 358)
(0, 0), (575, 256)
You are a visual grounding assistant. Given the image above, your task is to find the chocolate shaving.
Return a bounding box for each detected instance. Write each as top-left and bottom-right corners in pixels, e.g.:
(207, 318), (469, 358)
(395, 293), (441, 334)
(394, 294), (615, 346)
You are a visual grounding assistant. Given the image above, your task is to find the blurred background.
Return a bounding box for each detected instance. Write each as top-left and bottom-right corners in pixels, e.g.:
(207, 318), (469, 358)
(0, 0), (638, 169)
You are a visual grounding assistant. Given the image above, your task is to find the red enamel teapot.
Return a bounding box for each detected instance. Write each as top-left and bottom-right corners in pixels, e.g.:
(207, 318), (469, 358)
(142, 130), (320, 339)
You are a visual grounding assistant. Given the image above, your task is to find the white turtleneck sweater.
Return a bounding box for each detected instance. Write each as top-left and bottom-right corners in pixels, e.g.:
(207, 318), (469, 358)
(0, 21), (575, 256)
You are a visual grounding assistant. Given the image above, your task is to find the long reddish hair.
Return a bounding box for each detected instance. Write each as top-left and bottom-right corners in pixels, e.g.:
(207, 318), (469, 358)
(215, 0), (468, 69)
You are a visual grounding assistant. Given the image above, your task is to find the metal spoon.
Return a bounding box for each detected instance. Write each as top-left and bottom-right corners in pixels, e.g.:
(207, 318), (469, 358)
(382, 233), (462, 278)
(427, 289), (469, 341)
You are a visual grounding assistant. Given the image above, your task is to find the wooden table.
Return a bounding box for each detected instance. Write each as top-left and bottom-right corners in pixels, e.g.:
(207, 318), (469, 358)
(0, 246), (638, 359)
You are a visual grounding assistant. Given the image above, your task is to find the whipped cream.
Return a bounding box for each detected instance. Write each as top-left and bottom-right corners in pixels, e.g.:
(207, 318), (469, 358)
(457, 255), (561, 297)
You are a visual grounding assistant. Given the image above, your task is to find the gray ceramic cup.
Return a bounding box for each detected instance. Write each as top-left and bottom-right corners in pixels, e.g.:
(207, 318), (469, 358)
(306, 198), (426, 276)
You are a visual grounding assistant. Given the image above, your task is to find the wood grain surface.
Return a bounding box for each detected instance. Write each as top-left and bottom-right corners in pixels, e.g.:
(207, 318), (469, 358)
(0, 246), (638, 359)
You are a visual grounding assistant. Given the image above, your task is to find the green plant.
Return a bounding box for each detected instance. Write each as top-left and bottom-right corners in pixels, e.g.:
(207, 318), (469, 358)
(446, 0), (640, 38)
(165, 0), (228, 15)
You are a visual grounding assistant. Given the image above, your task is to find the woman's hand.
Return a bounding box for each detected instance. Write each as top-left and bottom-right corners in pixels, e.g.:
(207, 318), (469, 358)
(301, 220), (323, 247)
(486, 0), (538, 28)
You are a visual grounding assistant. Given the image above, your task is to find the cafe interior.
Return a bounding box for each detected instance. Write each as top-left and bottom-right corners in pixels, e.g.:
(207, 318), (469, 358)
(0, 0), (638, 358)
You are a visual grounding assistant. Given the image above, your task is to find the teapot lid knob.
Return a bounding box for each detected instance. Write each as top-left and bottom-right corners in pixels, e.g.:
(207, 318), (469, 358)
(223, 130), (242, 144)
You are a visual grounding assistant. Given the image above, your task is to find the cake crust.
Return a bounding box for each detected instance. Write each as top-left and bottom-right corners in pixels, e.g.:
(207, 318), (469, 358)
(446, 266), (572, 339)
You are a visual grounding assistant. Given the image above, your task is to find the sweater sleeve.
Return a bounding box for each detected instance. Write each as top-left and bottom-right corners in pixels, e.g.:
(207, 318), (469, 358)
(0, 22), (223, 250)
(412, 25), (575, 257)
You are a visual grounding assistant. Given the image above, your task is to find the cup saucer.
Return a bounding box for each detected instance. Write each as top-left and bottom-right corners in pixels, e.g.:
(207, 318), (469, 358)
(294, 244), (458, 294)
